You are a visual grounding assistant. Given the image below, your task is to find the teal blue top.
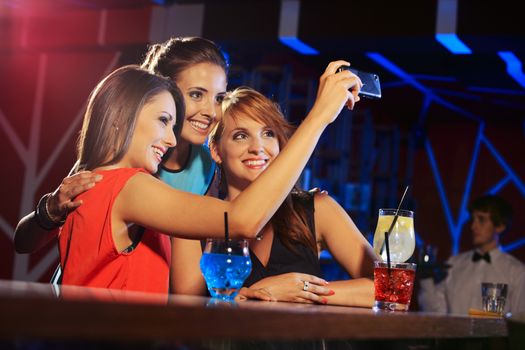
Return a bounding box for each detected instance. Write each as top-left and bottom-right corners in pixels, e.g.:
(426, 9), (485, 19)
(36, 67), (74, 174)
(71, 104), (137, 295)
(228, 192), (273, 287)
(158, 144), (216, 195)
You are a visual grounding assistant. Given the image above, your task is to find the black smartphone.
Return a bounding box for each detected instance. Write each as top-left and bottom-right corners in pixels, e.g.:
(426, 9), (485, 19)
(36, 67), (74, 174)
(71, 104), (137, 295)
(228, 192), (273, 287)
(337, 66), (382, 99)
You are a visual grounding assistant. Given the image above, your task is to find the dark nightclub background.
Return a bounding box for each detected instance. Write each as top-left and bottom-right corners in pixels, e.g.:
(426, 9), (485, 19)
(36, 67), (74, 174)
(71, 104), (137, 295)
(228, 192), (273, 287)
(1, 0), (524, 293)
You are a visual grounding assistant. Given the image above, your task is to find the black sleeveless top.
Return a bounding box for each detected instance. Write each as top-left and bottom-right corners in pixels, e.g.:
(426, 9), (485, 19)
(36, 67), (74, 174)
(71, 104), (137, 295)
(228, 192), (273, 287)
(243, 191), (322, 287)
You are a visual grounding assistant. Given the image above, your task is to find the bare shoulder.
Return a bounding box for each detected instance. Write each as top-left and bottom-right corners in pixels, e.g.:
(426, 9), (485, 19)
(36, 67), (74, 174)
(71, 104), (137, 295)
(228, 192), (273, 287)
(115, 171), (178, 218)
(121, 171), (172, 195)
(311, 190), (353, 234)
(312, 190), (341, 213)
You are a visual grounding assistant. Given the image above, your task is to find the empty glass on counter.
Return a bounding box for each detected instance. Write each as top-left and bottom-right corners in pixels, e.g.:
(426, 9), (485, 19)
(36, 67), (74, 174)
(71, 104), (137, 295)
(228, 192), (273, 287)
(481, 282), (508, 314)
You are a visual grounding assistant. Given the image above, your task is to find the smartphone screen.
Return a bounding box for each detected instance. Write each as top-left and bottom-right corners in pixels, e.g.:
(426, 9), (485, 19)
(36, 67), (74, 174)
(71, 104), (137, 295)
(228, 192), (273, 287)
(337, 67), (382, 99)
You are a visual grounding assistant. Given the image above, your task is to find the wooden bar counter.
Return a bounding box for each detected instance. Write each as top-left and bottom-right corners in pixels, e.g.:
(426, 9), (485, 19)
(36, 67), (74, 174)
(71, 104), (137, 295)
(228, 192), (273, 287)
(0, 280), (507, 347)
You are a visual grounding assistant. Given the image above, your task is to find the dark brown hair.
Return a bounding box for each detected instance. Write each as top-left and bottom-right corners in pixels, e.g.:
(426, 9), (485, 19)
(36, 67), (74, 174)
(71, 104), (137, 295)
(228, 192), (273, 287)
(469, 194), (512, 229)
(77, 65), (184, 171)
(210, 87), (317, 254)
(141, 37), (229, 82)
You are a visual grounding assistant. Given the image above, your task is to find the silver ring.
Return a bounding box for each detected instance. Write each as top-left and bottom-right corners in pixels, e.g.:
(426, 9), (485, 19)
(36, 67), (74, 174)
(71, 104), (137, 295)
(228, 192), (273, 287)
(302, 280), (309, 292)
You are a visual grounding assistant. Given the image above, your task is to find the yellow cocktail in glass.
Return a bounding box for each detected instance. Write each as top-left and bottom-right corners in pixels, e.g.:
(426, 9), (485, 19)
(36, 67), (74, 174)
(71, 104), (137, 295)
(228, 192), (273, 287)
(373, 209), (415, 263)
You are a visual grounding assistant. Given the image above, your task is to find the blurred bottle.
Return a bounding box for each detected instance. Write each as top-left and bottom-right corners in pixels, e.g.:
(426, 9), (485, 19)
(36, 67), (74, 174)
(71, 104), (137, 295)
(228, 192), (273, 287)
(419, 244), (438, 265)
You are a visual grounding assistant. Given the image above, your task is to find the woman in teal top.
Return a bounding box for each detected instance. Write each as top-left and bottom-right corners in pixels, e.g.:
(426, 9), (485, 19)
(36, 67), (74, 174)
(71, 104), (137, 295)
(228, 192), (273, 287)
(141, 37), (228, 196)
(158, 144), (215, 195)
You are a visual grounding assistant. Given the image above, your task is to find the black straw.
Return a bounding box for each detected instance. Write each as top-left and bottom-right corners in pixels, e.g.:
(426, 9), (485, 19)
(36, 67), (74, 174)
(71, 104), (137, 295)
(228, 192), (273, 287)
(224, 212), (229, 242)
(384, 231), (391, 274)
(385, 185), (409, 237)
(380, 185), (410, 256)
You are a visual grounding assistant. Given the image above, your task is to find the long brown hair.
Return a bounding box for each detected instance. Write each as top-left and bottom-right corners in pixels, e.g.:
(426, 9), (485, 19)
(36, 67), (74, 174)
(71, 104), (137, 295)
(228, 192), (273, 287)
(209, 87), (317, 254)
(77, 65), (184, 171)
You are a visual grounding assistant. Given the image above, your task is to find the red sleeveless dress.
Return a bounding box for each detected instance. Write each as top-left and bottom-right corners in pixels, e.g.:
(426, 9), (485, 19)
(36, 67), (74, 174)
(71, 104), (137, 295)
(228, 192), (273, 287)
(58, 168), (171, 294)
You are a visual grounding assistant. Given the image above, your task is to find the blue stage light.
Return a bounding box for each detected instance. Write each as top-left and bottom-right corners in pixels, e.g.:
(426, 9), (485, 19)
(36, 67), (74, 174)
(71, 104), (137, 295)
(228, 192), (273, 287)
(435, 33), (472, 55)
(498, 51), (525, 89)
(279, 36), (319, 55)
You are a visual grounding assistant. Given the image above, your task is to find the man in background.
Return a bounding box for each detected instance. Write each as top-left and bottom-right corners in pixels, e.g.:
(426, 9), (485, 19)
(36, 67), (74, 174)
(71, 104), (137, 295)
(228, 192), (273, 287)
(419, 195), (525, 315)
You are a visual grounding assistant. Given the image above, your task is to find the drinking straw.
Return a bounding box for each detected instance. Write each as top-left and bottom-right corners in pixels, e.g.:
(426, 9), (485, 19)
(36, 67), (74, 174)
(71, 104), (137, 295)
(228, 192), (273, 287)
(385, 185), (409, 237)
(384, 231), (392, 273)
(380, 185), (410, 256)
(224, 211), (229, 242)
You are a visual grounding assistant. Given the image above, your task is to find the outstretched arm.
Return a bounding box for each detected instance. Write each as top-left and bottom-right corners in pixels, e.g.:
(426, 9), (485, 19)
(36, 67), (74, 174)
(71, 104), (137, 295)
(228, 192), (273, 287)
(14, 171), (102, 253)
(116, 61), (363, 241)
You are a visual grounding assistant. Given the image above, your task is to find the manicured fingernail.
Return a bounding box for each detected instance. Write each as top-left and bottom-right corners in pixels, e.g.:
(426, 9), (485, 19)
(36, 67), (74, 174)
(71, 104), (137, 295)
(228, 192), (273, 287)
(329, 290), (335, 296)
(322, 297), (328, 304)
(95, 174), (103, 181)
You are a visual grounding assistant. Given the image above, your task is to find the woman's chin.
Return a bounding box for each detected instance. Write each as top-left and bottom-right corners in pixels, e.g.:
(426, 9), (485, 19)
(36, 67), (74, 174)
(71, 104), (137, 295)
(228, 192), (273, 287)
(183, 130), (210, 146)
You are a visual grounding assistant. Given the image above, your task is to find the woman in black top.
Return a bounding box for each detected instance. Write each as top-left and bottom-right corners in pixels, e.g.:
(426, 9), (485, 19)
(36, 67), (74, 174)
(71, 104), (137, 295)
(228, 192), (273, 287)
(173, 87), (377, 307)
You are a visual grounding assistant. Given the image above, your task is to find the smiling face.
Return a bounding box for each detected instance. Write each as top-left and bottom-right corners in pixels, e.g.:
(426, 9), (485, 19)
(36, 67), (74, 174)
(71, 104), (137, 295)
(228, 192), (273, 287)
(209, 88), (294, 197)
(175, 62), (227, 145)
(214, 115), (280, 193)
(121, 90), (177, 173)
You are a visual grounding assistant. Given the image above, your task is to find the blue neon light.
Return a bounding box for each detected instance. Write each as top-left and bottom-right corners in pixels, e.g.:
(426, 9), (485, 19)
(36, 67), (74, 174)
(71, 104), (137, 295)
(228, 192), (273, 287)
(366, 51), (524, 258)
(415, 232), (424, 248)
(279, 37), (319, 55)
(431, 88), (481, 101)
(418, 95), (432, 124)
(468, 86), (525, 96)
(481, 136), (525, 196)
(302, 168), (311, 190)
(456, 124), (484, 234)
(424, 125), (483, 255)
(487, 176), (511, 195)
(435, 33), (472, 55)
(367, 52), (479, 122)
(366, 52), (411, 80)
(412, 74), (457, 82)
(498, 51), (525, 89)
(502, 238), (525, 252)
(425, 140), (458, 252)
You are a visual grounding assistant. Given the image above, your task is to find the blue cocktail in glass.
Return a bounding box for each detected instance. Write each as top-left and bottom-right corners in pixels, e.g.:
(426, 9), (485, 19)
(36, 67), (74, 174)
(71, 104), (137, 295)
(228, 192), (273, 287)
(200, 238), (252, 301)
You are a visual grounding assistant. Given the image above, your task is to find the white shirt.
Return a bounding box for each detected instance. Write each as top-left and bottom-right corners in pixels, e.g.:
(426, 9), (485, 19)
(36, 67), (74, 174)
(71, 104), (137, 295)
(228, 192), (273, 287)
(418, 247), (525, 315)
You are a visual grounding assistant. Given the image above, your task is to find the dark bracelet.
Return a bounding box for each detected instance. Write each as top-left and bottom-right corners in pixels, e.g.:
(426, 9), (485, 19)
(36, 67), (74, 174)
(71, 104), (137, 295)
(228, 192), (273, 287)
(35, 193), (66, 230)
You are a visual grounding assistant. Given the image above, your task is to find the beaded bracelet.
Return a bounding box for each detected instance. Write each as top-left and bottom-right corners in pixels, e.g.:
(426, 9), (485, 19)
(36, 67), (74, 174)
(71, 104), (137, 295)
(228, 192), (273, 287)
(35, 193), (66, 230)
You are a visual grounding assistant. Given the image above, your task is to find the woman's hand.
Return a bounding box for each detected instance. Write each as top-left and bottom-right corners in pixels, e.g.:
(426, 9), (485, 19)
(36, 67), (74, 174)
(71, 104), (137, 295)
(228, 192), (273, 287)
(47, 171), (102, 221)
(244, 273), (334, 304)
(236, 287), (274, 302)
(310, 60), (363, 125)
